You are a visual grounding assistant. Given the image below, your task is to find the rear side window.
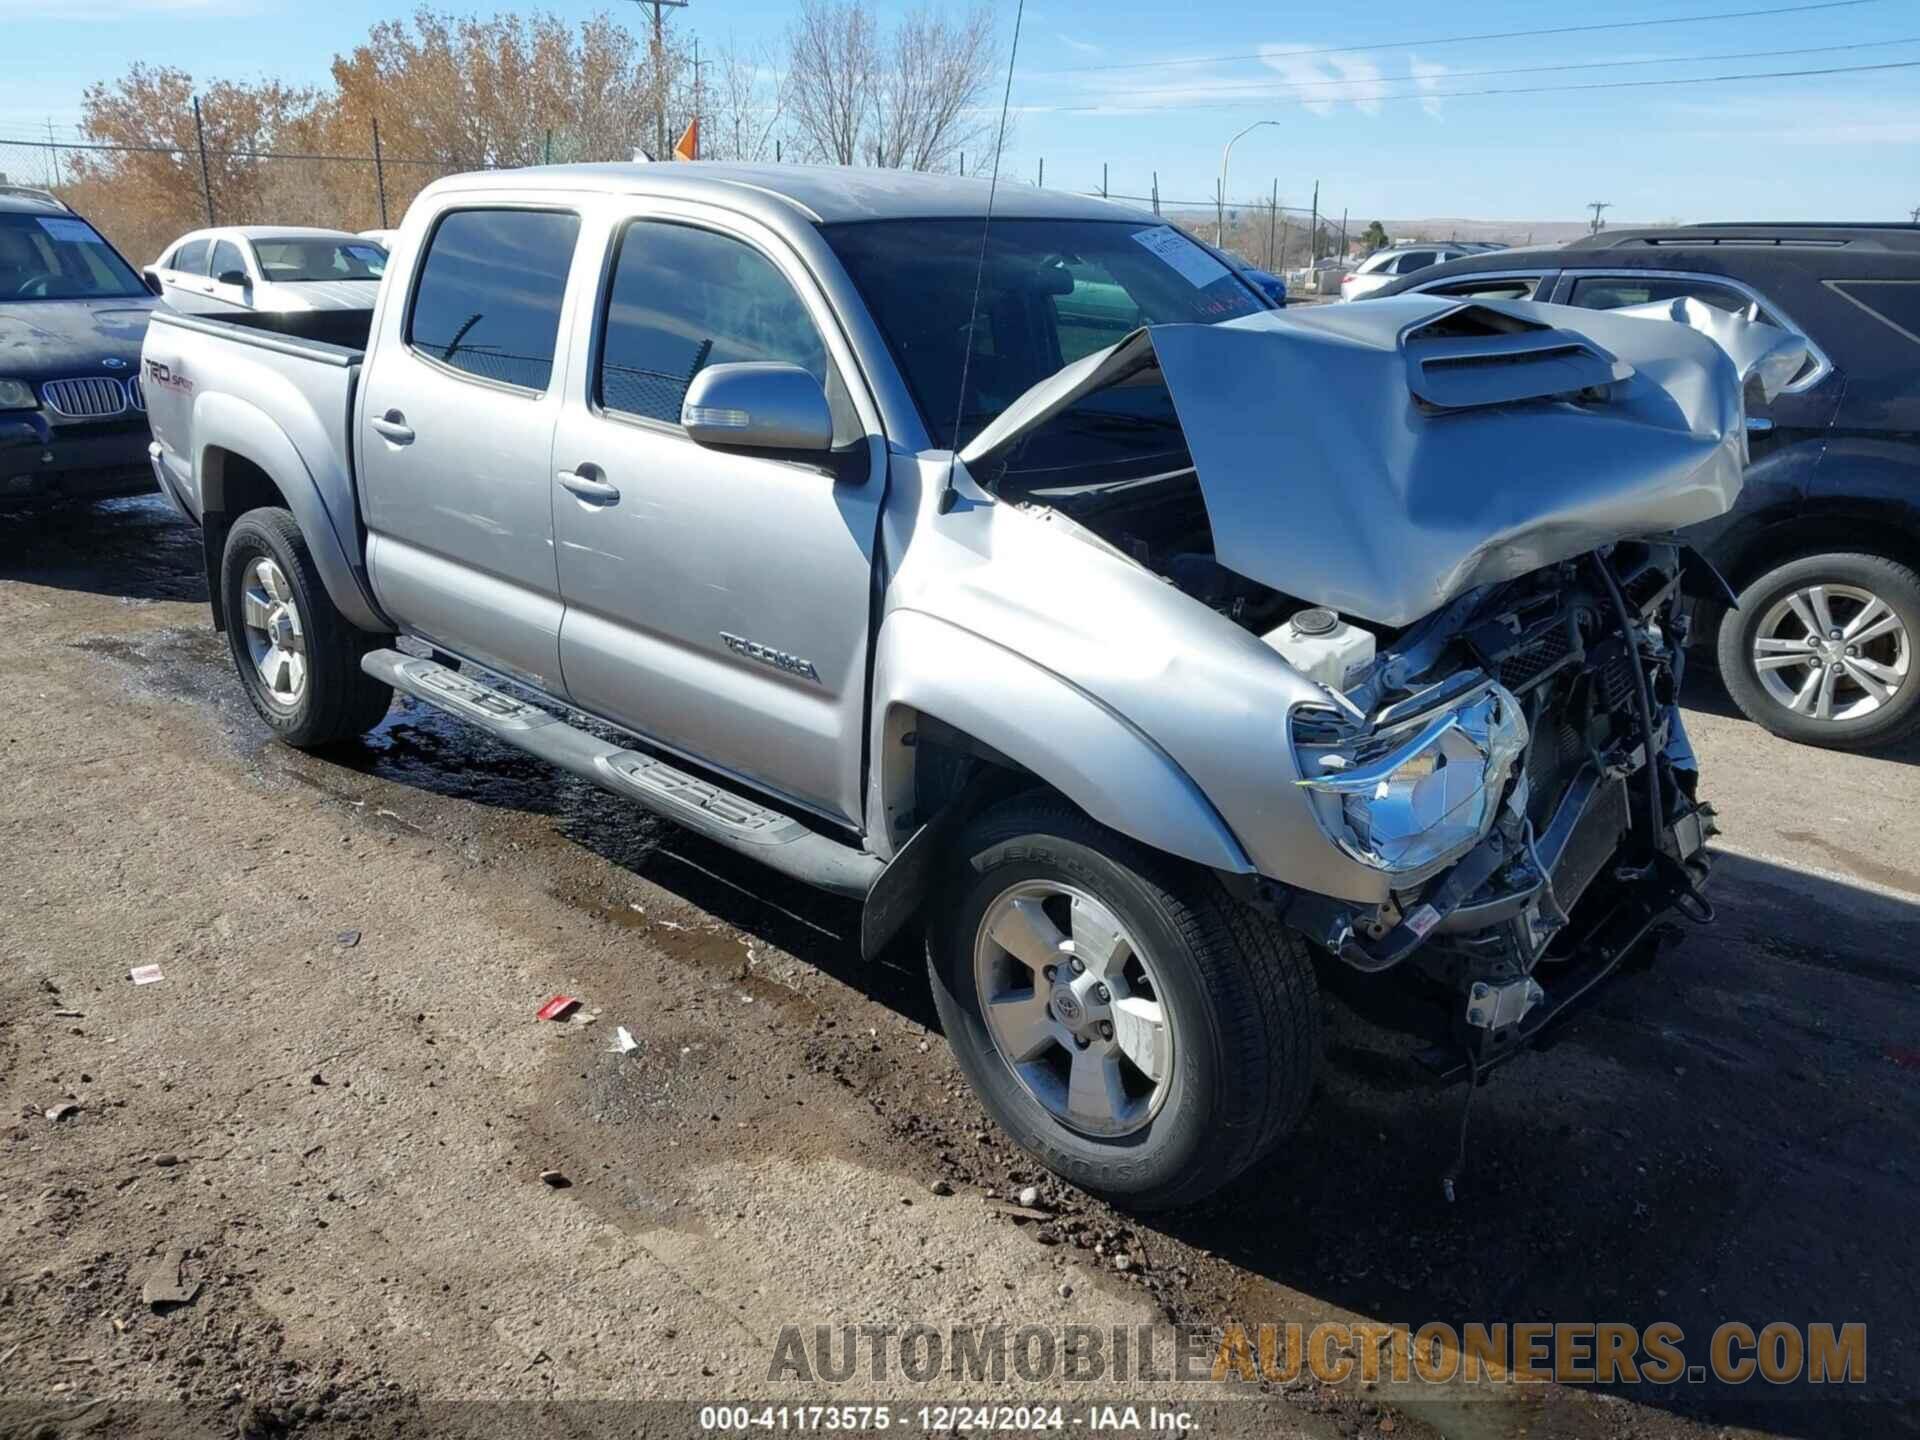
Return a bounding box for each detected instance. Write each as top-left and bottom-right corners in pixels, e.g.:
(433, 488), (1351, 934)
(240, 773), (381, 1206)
(1568, 274), (1752, 315)
(597, 220), (830, 427)
(1423, 276), (1544, 301)
(173, 239), (209, 274)
(1828, 280), (1920, 346)
(1390, 251), (1438, 274)
(408, 209), (580, 392)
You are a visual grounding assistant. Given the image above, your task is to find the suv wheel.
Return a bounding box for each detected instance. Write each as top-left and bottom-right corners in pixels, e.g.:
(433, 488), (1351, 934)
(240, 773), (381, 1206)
(928, 795), (1320, 1211)
(1717, 551), (1919, 750)
(221, 507), (393, 748)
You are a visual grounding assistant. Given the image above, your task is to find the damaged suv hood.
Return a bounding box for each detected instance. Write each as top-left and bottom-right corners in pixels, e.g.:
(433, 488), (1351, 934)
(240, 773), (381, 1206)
(961, 296), (1759, 626)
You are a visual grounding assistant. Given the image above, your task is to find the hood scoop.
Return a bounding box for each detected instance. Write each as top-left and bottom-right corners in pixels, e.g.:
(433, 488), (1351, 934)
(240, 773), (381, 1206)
(963, 296), (1750, 627)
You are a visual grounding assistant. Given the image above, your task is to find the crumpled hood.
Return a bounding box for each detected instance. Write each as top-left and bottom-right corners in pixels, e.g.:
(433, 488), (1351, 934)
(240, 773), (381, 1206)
(963, 295), (1759, 627)
(0, 298), (156, 376)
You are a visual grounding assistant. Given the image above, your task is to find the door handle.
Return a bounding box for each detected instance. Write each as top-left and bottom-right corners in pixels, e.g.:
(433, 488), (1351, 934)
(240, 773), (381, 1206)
(558, 467), (620, 504)
(1745, 416), (1774, 435)
(371, 411), (415, 444)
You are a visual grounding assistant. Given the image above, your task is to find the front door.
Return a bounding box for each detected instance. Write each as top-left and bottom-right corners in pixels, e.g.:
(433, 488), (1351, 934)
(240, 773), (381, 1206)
(205, 238), (252, 313)
(550, 211), (885, 825)
(358, 205), (584, 693)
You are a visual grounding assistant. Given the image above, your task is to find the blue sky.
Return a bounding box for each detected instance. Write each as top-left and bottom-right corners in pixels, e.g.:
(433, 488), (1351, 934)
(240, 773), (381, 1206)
(1, 0), (1915, 223)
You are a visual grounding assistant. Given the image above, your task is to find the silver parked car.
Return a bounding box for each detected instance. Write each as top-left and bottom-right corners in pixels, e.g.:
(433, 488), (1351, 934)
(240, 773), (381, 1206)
(147, 226), (387, 316)
(141, 164), (1765, 1208)
(1340, 244), (1482, 302)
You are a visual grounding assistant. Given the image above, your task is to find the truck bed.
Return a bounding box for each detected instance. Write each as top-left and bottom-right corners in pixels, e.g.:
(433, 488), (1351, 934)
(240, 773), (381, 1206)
(150, 303), (373, 360)
(142, 303), (369, 564)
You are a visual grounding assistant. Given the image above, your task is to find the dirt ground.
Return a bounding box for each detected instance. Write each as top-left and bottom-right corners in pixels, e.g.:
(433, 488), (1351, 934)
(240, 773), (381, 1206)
(2, 497), (1915, 1440)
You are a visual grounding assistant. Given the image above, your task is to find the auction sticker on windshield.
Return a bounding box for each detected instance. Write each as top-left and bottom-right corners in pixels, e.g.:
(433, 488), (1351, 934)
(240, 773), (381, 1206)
(1130, 225), (1230, 289)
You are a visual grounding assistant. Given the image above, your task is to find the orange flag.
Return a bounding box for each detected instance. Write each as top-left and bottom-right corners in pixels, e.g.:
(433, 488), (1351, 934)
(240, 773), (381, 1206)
(673, 117), (699, 161)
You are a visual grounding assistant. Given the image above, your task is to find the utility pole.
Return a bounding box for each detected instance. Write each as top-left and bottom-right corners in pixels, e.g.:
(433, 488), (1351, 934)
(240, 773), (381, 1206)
(1587, 201), (1611, 234)
(1308, 179), (1319, 265)
(1910, 204), (1920, 224)
(1267, 178), (1278, 269)
(45, 118), (62, 188)
(1338, 207), (1347, 259)
(689, 36), (707, 155)
(192, 95), (216, 226)
(371, 117), (388, 227)
(1151, 171), (1159, 215)
(633, 0), (688, 161)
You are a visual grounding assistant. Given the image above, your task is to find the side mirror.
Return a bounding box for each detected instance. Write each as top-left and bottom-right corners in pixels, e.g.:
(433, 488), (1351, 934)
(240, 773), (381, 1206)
(217, 269), (251, 288)
(142, 271), (164, 295)
(681, 362), (833, 453)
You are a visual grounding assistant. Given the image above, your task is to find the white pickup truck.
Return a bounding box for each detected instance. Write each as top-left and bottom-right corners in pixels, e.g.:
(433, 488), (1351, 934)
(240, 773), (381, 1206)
(143, 163), (1758, 1208)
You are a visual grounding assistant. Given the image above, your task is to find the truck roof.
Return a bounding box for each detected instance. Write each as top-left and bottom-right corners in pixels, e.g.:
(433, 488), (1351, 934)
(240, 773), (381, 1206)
(425, 162), (1160, 227)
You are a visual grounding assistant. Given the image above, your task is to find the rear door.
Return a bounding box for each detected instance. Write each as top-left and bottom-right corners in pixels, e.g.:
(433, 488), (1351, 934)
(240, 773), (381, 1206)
(357, 202), (587, 694)
(156, 236), (213, 310)
(548, 203), (887, 825)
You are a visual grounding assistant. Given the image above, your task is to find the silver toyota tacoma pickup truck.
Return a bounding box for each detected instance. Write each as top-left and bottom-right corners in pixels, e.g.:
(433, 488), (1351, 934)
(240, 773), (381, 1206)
(143, 164), (1783, 1209)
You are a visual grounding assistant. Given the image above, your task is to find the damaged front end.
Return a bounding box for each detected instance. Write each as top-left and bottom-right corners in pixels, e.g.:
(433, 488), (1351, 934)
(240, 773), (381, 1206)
(955, 292), (1795, 1076)
(1284, 540), (1718, 1074)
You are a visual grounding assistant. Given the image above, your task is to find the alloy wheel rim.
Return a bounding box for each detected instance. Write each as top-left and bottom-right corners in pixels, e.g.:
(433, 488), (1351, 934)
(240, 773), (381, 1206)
(240, 557), (307, 708)
(972, 880), (1173, 1139)
(1752, 583), (1909, 722)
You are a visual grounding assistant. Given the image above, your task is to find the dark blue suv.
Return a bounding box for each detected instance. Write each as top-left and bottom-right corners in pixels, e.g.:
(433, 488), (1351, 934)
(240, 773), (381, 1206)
(1, 187), (159, 508)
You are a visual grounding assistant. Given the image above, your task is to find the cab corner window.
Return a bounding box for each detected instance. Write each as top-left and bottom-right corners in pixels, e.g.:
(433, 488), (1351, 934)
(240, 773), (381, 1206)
(408, 209), (581, 393)
(597, 220), (836, 434)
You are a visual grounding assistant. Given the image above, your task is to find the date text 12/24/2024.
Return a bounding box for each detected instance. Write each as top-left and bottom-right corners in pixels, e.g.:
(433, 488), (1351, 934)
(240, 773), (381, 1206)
(698, 1405), (1195, 1432)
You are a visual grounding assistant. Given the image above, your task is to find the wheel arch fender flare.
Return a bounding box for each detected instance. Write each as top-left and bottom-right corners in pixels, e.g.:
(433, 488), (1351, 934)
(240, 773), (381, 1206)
(193, 392), (386, 634)
(864, 610), (1254, 877)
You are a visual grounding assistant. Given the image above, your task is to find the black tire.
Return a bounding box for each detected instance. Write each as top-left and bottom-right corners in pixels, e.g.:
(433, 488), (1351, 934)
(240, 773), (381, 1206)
(1716, 551), (1920, 751)
(220, 507), (392, 749)
(927, 794), (1320, 1211)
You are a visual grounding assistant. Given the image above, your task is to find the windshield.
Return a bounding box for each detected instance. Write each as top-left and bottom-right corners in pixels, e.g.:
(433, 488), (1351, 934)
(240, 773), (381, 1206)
(252, 237), (387, 282)
(0, 212), (148, 302)
(823, 218), (1261, 450)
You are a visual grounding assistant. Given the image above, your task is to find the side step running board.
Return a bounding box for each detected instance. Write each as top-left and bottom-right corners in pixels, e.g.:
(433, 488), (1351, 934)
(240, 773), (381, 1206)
(361, 649), (884, 899)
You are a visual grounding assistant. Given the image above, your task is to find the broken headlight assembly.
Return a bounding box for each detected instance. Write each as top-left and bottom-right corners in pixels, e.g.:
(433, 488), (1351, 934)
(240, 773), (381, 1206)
(1292, 682), (1528, 882)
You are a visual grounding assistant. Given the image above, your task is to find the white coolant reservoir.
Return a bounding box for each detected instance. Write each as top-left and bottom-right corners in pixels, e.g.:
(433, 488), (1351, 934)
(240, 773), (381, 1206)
(1262, 607), (1376, 693)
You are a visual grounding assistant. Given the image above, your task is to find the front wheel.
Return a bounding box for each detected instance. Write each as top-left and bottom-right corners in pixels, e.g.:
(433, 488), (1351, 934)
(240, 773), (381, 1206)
(220, 507), (393, 749)
(928, 796), (1320, 1211)
(1716, 551), (1919, 750)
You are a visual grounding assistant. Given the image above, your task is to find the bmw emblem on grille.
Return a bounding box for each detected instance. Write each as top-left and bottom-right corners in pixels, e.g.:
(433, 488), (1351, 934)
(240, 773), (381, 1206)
(101, 358), (127, 369)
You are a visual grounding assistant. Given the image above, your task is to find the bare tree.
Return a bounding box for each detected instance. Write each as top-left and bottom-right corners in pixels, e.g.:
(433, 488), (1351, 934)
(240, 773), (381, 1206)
(872, 6), (1000, 172)
(784, 0), (1004, 171)
(785, 0), (876, 166)
(701, 37), (791, 163)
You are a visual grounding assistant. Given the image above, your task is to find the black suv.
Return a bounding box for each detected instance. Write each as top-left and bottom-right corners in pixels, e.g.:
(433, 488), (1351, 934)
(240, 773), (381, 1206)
(1377, 223), (1920, 751)
(0, 187), (159, 508)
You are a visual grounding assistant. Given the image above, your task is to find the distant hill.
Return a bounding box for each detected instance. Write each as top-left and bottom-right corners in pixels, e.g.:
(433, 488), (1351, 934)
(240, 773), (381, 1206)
(1166, 209), (1661, 250)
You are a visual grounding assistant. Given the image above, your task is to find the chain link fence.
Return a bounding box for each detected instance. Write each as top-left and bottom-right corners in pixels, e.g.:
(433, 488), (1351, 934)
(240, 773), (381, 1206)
(1, 130), (1361, 293)
(0, 133), (467, 272)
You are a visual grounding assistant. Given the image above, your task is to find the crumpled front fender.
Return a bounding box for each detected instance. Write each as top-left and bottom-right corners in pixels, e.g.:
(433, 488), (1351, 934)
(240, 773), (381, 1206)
(867, 608), (1253, 876)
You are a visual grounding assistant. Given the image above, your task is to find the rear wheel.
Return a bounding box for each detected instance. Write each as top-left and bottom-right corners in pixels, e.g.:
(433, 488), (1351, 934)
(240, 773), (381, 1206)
(928, 795), (1320, 1211)
(1717, 551), (1919, 750)
(221, 507), (392, 748)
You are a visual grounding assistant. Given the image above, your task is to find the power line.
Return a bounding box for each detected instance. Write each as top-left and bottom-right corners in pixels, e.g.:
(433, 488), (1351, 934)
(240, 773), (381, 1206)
(1053, 56), (1920, 113)
(1065, 35), (1920, 102)
(1032, 0), (1882, 74)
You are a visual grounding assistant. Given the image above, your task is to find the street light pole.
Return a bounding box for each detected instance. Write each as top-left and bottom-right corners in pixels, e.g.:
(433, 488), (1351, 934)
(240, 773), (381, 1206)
(1218, 120), (1280, 245)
